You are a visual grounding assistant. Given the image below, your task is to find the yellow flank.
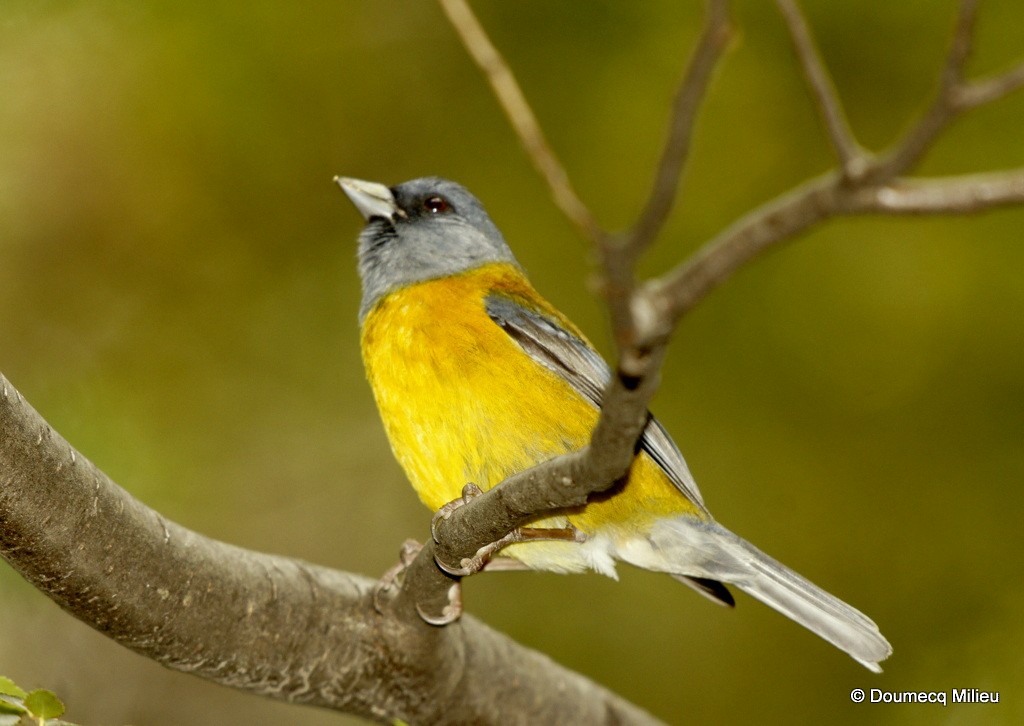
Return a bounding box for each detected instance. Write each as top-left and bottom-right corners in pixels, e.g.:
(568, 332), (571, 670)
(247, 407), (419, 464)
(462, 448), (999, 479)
(360, 262), (701, 552)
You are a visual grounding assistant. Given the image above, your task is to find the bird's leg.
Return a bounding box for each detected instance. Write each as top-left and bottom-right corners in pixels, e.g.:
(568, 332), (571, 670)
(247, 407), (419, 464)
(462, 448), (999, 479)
(373, 538), (423, 613)
(443, 525), (587, 577)
(431, 483), (587, 577)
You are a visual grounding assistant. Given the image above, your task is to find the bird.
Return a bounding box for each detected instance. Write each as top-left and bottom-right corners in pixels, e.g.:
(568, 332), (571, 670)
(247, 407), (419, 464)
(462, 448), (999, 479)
(337, 175), (892, 672)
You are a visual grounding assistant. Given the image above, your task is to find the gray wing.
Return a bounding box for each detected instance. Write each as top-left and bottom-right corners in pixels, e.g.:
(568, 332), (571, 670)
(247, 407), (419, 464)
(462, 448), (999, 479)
(485, 294), (708, 511)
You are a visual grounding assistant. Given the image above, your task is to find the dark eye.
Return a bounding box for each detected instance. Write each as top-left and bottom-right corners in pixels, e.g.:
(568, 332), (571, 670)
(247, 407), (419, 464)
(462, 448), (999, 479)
(423, 195), (451, 214)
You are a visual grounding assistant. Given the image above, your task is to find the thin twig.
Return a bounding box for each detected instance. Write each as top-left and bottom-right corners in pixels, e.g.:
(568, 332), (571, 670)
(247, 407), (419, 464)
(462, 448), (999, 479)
(775, 0), (866, 178)
(438, 0), (734, 350)
(437, 0), (605, 244)
(433, 0), (1024, 635)
(600, 0), (732, 355)
(954, 62), (1024, 109)
(650, 163), (1024, 329)
(431, 0), (712, 630)
(868, 0), (980, 181)
(625, 0), (733, 252)
(648, 172), (838, 326)
(942, 0), (979, 88)
(437, 1), (734, 362)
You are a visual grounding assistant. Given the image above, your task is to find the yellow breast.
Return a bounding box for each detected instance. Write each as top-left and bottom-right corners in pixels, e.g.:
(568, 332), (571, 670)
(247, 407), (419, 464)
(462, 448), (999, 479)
(360, 263), (699, 551)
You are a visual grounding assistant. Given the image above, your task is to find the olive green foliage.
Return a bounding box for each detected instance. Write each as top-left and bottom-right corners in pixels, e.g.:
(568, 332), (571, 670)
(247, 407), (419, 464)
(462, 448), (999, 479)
(0, 676), (73, 726)
(1, 1), (1022, 724)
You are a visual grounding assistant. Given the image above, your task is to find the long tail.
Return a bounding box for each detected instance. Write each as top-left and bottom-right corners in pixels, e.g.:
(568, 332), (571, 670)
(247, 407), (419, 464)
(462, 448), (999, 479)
(646, 518), (892, 672)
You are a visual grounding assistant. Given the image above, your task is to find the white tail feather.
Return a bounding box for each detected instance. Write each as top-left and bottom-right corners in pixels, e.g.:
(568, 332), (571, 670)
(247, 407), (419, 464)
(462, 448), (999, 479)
(644, 518), (892, 671)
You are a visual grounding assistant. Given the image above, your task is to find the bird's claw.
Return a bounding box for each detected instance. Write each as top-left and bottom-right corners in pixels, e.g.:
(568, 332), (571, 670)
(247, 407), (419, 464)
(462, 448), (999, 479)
(431, 483), (588, 580)
(431, 483), (489, 575)
(430, 482), (484, 542)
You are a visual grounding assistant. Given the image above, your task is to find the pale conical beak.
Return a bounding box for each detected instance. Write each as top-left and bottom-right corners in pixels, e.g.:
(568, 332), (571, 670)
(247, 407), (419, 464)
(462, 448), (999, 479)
(334, 176), (405, 222)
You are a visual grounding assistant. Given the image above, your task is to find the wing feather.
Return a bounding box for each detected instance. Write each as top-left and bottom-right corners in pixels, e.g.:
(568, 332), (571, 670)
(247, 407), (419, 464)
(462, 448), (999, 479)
(485, 293), (707, 511)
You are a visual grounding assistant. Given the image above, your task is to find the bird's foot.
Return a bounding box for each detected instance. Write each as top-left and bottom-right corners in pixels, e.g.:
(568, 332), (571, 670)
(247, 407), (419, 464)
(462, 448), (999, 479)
(432, 484), (588, 576)
(438, 525), (587, 577)
(429, 482), (485, 543)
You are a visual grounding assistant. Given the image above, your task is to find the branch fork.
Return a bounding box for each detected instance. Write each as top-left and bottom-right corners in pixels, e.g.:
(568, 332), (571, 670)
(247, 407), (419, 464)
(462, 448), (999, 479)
(413, 0), (1024, 628)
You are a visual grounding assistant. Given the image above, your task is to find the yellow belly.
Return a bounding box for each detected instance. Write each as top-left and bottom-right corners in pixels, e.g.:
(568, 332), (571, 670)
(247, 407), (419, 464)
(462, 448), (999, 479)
(361, 263), (700, 568)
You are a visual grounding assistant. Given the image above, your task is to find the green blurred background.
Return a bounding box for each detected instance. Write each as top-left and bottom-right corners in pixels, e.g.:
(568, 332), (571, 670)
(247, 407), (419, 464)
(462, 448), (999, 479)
(2, 1), (1022, 723)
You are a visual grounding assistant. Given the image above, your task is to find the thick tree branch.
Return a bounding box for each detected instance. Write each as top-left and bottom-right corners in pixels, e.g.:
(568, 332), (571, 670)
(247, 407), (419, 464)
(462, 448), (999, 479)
(0, 373), (662, 725)
(7, 2), (1024, 720)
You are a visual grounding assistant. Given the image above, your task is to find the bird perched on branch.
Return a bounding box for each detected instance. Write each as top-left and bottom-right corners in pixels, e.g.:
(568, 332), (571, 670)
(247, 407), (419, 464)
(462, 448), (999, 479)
(338, 175), (891, 672)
